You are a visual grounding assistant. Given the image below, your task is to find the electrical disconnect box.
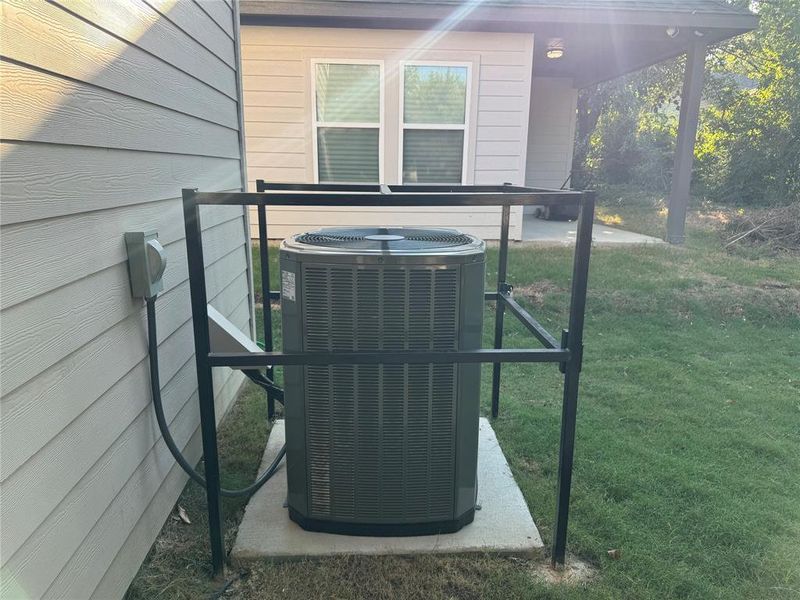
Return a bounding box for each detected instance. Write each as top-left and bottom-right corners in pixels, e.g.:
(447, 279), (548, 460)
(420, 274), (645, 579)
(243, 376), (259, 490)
(125, 231), (167, 299)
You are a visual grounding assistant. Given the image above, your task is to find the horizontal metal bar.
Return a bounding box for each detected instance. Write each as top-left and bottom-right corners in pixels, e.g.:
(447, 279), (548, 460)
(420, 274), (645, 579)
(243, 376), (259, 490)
(266, 286), (501, 304)
(190, 190), (582, 208)
(256, 180), (575, 196)
(257, 181), (379, 192)
(209, 348), (570, 368)
(499, 292), (561, 349)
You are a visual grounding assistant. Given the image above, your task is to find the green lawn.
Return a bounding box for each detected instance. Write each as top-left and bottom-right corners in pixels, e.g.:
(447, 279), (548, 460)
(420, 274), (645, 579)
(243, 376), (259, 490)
(128, 199), (799, 599)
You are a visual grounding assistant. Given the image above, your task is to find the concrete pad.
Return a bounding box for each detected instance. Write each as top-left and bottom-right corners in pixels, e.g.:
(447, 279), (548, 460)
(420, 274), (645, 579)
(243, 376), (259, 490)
(232, 418), (543, 561)
(522, 214), (663, 245)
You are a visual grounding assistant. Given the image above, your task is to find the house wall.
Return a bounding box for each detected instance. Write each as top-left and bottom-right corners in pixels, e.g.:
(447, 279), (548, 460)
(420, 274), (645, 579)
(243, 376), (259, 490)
(0, 1), (252, 598)
(240, 26), (534, 240)
(525, 77), (578, 190)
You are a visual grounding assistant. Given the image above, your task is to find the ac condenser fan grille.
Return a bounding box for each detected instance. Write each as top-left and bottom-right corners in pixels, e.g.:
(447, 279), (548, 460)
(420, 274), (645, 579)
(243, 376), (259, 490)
(295, 228), (473, 251)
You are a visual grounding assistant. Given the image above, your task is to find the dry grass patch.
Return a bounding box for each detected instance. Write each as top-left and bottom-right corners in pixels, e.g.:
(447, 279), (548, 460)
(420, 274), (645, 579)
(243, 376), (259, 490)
(228, 555), (531, 600)
(680, 276), (800, 321)
(514, 456), (543, 476)
(529, 557), (598, 587)
(513, 280), (564, 307)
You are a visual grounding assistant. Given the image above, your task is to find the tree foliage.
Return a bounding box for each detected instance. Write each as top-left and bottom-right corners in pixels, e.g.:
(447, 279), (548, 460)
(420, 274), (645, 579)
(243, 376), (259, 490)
(574, 0), (800, 206)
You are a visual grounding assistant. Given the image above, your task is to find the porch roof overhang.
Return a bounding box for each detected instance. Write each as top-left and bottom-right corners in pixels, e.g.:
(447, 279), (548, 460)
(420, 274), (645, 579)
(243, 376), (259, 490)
(240, 0), (757, 88)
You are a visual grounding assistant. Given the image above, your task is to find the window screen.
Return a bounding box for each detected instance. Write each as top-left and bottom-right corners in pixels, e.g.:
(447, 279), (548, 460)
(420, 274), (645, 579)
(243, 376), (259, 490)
(402, 65), (469, 184)
(402, 130), (464, 184)
(314, 63), (381, 183)
(317, 128), (379, 183)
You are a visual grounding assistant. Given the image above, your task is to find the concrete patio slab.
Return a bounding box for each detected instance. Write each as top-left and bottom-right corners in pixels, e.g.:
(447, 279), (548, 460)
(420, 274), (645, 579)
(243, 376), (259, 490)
(522, 214), (663, 245)
(232, 418), (543, 561)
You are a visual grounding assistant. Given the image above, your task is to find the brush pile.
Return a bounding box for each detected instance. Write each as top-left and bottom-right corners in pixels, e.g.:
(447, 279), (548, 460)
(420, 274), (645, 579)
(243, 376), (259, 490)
(723, 202), (800, 254)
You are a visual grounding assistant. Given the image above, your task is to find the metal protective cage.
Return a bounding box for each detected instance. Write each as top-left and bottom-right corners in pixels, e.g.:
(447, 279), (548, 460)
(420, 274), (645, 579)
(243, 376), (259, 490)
(181, 181), (595, 577)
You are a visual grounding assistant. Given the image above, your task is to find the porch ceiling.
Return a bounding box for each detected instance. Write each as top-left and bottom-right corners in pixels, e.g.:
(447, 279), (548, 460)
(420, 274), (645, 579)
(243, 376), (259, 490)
(240, 0), (757, 87)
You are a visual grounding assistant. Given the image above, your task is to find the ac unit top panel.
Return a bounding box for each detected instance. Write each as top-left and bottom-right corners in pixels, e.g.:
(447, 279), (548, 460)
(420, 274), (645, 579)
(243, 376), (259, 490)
(282, 227), (485, 258)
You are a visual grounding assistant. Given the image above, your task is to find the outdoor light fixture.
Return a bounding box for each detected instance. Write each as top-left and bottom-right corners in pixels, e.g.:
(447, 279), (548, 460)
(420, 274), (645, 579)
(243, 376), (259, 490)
(546, 38), (565, 59)
(666, 26), (680, 38)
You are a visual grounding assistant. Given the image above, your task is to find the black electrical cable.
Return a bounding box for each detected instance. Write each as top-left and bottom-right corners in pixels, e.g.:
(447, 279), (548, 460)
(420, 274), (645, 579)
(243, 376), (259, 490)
(145, 296), (285, 498)
(243, 370), (285, 404)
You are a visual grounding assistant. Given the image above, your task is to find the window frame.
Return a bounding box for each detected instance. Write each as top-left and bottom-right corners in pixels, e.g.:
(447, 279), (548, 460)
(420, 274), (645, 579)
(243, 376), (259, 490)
(310, 58), (385, 184)
(398, 60), (472, 185)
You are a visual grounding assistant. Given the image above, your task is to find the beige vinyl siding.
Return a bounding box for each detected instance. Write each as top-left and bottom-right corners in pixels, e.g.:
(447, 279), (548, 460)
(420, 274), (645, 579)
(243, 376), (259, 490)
(0, 1), (251, 598)
(525, 77), (578, 189)
(241, 26), (534, 240)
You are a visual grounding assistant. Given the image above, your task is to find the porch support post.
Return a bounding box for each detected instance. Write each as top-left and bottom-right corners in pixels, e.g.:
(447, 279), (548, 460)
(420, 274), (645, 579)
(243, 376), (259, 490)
(666, 39), (706, 245)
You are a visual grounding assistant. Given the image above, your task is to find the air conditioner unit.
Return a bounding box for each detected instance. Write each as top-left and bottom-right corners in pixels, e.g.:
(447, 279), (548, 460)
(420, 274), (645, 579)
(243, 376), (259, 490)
(280, 227), (485, 535)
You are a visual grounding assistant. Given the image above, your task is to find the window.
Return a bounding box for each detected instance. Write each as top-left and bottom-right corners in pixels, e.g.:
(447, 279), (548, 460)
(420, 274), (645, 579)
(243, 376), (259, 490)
(312, 61), (382, 183)
(400, 63), (470, 184)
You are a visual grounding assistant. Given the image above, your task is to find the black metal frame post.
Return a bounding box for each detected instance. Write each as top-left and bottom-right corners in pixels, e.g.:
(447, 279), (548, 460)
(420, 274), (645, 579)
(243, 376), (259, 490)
(182, 189), (225, 578)
(256, 204), (275, 420)
(551, 191), (595, 567)
(182, 183), (593, 575)
(491, 205), (511, 418)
